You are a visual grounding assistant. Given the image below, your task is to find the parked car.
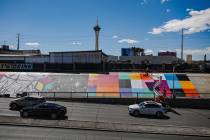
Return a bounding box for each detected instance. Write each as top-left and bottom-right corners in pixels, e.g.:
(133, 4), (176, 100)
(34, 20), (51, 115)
(9, 96), (46, 110)
(128, 101), (167, 118)
(20, 103), (67, 119)
(0, 94), (10, 98)
(16, 92), (27, 98)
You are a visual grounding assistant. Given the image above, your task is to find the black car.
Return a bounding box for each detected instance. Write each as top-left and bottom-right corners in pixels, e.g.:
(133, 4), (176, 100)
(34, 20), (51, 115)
(20, 103), (67, 119)
(9, 96), (46, 110)
(16, 92), (27, 98)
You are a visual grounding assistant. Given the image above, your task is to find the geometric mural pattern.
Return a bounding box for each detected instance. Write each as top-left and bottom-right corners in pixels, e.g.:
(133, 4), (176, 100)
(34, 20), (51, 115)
(0, 72), (200, 98)
(87, 72), (200, 98)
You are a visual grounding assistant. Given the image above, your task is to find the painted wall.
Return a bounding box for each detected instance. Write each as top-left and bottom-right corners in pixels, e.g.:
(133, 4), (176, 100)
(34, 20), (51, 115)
(87, 73), (199, 98)
(0, 72), (209, 98)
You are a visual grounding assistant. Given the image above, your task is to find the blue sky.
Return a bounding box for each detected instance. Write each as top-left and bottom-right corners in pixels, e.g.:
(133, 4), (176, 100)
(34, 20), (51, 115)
(0, 0), (210, 60)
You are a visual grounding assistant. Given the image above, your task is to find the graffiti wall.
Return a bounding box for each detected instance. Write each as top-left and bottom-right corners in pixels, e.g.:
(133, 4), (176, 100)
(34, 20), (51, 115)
(0, 72), (205, 98)
(0, 72), (88, 96)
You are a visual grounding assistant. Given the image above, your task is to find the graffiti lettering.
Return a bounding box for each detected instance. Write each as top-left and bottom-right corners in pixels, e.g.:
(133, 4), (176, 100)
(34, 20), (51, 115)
(0, 63), (33, 70)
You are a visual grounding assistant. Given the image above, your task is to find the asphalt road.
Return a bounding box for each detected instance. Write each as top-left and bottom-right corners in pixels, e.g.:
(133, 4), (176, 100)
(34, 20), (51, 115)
(0, 125), (209, 140)
(0, 98), (210, 128)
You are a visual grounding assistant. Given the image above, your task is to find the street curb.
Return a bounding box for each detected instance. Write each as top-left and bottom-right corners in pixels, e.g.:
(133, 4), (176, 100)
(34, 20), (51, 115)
(0, 116), (210, 137)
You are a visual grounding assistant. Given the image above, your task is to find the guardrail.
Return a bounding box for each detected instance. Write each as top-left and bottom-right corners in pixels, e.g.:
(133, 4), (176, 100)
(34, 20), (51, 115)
(22, 91), (204, 99)
(10, 92), (210, 108)
(26, 92), (150, 99)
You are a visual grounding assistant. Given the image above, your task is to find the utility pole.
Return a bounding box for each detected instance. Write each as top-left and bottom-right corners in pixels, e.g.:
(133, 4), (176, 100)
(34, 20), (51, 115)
(17, 33), (20, 50)
(204, 54), (207, 72)
(181, 28), (184, 61)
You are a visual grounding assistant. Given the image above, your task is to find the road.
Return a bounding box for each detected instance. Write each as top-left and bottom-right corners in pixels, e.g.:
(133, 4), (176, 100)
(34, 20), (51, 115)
(0, 98), (210, 128)
(0, 125), (209, 140)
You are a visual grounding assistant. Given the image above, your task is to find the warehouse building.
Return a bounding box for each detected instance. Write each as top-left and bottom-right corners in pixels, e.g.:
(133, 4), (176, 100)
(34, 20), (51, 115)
(0, 49), (109, 72)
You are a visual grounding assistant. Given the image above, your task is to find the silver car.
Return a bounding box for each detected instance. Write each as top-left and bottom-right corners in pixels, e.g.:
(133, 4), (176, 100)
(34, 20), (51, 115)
(128, 101), (167, 118)
(9, 96), (46, 110)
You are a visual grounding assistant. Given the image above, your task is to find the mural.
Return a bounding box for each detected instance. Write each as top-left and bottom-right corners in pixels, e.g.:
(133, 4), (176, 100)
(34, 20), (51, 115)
(0, 72), (56, 96)
(0, 72), (200, 98)
(87, 72), (199, 98)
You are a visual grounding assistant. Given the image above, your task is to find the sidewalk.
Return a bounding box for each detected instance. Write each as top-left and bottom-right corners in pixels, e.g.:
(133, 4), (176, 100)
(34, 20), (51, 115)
(0, 115), (210, 137)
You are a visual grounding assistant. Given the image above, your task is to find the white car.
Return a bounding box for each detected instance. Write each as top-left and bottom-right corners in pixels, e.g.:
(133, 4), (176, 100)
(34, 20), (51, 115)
(128, 101), (167, 118)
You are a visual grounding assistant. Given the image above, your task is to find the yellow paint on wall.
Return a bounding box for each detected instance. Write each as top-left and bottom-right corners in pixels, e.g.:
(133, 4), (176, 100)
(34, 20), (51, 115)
(130, 73), (141, 80)
(36, 82), (44, 91)
(179, 81), (195, 89)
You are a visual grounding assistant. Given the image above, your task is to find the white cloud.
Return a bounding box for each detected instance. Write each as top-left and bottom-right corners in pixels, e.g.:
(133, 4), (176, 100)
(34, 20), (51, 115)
(9, 45), (15, 49)
(159, 49), (167, 52)
(144, 38), (149, 41)
(145, 49), (153, 55)
(161, 0), (169, 4)
(175, 47), (210, 60)
(112, 35), (118, 39)
(72, 41), (82, 45)
(25, 42), (40, 47)
(118, 38), (139, 44)
(186, 8), (193, 12)
(140, 0), (148, 5)
(175, 47), (210, 55)
(166, 9), (171, 13)
(149, 8), (210, 35)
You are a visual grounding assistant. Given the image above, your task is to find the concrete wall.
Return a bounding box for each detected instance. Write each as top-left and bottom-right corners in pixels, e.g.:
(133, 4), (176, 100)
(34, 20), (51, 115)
(187, 74), (210, 98)
(0, 72), (209, 98)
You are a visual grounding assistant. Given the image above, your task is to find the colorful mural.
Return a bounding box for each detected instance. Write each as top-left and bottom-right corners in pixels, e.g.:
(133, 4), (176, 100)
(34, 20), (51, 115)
(87, 72), (200, 98)
(0, 72), (201, 98)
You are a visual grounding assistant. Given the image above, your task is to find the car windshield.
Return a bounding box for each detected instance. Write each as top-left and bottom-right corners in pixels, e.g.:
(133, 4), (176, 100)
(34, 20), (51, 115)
(139, 102), (145, 106)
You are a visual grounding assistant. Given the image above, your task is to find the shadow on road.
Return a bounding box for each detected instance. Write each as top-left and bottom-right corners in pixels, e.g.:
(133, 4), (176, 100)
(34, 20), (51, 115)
(133, 114), (170, 120)
(170, 109), (181, 116)
(23, 115), (68, 120)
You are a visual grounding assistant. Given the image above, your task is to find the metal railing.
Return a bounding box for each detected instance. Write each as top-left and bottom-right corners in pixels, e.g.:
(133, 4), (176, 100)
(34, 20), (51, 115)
(26, 92), (151, 99)
(22, 91), (205, 99)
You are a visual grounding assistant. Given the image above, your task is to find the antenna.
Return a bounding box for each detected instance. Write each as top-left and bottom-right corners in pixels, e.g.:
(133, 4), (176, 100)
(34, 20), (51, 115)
(96, 16), (99, 25)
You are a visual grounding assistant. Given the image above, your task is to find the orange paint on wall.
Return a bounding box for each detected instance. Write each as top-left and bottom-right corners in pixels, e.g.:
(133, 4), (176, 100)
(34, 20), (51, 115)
(130, 73), (141, 80)
(140, 74), (153, 80)
(179, 81), (195, 89)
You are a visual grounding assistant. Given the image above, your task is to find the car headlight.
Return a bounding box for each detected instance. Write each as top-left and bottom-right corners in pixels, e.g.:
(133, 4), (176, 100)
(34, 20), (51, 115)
(128, 108), (133, 111)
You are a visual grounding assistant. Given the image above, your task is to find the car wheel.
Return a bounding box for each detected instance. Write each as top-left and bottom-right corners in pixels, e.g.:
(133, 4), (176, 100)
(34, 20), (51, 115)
(21, 112), (29, 118)
(51, 113), (57, 119)
(133, 110), (140, 117)
(156, 111), (163, 118)
(10, 103), (18, 110)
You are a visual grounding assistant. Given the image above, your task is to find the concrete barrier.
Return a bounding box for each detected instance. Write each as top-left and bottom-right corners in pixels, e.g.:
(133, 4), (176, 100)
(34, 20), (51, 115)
(47, 98), (210, 109)
(0, 116), (210, 137)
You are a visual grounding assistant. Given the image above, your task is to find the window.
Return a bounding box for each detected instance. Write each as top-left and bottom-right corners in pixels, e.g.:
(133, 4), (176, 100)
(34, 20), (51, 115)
(38, 104), (48, 109)
(145, 104), (160, 108)
(144, 104), (152, 108)
(150, 104), (160, 108)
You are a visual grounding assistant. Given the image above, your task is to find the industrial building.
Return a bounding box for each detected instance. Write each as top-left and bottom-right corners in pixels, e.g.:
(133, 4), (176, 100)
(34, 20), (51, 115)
(0, 48), (108, 72)
(121, 47), (145, 56)
(0, 45), (41, 55)
(158, 51), (177, 57)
